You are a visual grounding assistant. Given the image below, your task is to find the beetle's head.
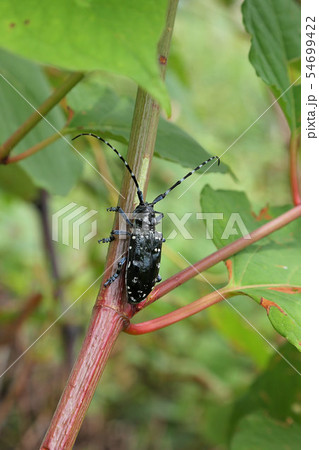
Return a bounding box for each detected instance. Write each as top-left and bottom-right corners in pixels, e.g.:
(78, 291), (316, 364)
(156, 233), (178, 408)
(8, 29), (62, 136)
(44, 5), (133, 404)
(133, 203), (155, 228)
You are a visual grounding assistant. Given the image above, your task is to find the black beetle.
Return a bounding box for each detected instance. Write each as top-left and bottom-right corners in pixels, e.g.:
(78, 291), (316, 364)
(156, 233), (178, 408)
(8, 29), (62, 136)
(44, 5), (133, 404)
(72, 133), (220, 303)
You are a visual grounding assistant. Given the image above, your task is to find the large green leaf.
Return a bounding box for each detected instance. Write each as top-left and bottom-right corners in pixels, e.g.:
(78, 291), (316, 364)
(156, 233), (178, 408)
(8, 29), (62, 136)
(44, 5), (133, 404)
(0, 0), (170, 114)
(231, 411), (301, 450)
(242, 0), (301, 131)
(0, 50), (83, 195)
(67, 85), (232, 176)
(200, 186), (301, 350)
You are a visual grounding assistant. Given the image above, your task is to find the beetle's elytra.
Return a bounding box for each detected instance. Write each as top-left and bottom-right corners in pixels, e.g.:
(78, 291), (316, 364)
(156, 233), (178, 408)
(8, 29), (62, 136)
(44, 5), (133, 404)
(72, 133), (220, 304)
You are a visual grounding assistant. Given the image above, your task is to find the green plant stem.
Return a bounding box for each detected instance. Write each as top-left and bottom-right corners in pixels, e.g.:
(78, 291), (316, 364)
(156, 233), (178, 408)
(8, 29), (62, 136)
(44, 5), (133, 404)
(0, 72), (84, 162)
(41, 2), (179, 448)
(125, 204), (301, 334)
(289, 133), (301, 206)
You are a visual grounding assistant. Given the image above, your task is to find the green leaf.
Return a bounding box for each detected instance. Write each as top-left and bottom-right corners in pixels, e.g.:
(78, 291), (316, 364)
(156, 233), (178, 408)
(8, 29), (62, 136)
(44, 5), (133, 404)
(240, 288), (300, 351)
(242, 0), (301, 131)
(208, 304), (272, 369)
(231, 411), (301, 450)
(67, 85), (233, 176)
(67, 86), (133, 142)
(200, 186), (301, 349)
(0, 0), (171, 114)
(231, 342), (300, 426)
(0, 50), (83, 195)
(156, 119), (229, 176)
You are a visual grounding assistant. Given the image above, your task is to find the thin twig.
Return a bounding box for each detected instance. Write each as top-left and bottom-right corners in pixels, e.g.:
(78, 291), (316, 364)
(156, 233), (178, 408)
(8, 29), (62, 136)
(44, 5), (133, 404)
(4, 107), (75, 164)
(4, 132), (61, 164)
(0, 72), (84, 161)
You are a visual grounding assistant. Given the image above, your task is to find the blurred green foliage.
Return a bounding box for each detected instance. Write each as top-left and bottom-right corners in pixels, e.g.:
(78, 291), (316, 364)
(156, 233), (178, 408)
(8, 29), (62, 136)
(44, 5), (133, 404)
(0, 0), (300, 449)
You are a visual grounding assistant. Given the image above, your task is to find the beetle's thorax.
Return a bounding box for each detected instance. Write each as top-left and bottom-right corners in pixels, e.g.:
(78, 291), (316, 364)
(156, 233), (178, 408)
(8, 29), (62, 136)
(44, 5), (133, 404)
(132, 203), (156, 230)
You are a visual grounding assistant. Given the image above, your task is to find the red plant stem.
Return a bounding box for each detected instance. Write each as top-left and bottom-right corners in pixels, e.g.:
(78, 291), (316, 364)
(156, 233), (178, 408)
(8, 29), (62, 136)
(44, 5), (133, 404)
(127, 289), (233, 335)
(132, 204), (301, 315)
(289, 133), (301, 206)
(41, 306), (126, 449)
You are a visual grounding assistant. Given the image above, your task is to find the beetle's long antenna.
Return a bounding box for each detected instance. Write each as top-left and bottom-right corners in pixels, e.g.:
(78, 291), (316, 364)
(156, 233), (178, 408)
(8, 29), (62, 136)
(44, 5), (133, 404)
(151, 155), (220, 205)
(72, 133), (144, 204)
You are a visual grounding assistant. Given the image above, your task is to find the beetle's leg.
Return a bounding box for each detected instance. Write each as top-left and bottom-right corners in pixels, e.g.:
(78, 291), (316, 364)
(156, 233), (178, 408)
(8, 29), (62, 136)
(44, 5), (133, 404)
(104, 256), (126, 287)
(156, 275), (162, 283)
(154, 212), (164, 225)
(98, 230), (131, 244)
(107, 206), (133, 227)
